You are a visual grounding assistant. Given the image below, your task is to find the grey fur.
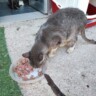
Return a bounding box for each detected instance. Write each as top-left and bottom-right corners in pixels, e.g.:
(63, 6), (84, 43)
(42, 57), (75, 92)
(22, 7), (96, 67)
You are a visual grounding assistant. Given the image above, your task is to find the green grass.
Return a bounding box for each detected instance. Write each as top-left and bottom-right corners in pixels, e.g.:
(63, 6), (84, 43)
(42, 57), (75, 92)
(0, 27), (22, 96)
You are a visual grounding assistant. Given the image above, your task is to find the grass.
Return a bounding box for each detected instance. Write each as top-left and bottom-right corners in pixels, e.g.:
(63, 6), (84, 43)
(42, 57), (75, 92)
(0, 27), (22, 96)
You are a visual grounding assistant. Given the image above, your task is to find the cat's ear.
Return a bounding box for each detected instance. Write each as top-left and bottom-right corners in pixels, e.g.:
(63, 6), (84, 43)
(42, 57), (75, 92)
(22, 52), (30, 58)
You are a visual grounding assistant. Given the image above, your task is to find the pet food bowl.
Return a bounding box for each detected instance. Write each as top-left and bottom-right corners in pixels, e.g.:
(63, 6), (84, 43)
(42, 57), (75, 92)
(9, 62), (46, 84)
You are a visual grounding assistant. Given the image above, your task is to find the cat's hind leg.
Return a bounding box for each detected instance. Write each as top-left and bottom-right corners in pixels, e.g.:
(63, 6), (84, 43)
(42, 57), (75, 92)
(66, 38), (77, 53)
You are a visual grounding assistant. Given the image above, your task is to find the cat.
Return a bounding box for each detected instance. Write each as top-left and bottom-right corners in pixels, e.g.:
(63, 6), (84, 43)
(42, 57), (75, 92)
(22, 7), (96, 68)
(23, 0), (29, 5)
(8, 0), (20, 9)
(44, 74), (66, 96)
(8, 0), (29, 9)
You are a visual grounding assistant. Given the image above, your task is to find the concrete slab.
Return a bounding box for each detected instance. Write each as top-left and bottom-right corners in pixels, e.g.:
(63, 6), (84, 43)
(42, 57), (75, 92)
(3, 18), (96, 96)
(0, 12), (48, 25)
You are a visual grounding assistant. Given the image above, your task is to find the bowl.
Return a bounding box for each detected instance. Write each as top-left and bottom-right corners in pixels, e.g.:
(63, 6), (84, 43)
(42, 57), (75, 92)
(9, 59), (46, 84)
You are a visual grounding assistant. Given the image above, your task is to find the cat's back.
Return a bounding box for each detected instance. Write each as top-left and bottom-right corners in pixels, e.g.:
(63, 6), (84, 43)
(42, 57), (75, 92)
(46, 7), (87, 26)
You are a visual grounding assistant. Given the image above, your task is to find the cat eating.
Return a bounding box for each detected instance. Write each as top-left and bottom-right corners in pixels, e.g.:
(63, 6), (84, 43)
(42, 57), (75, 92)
(22, 7), (96, 68)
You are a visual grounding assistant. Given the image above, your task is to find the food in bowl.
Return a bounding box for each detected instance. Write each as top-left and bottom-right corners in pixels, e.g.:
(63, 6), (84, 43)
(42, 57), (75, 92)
(12, 57), (43, 81)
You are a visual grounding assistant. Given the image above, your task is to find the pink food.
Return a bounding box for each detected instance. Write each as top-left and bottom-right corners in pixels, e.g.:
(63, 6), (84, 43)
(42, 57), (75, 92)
(22, 76), (28, 81)
(38, 71), (43, 76)
(13, 58), (32, 76)
(13, 57), (43, 81)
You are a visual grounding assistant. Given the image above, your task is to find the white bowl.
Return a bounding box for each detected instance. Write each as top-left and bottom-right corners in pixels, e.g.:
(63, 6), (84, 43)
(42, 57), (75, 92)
(9, 63), (46, 84)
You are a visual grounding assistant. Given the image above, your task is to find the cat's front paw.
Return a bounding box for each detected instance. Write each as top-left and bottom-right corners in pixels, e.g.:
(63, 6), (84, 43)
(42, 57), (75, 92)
(48, 53), (55, 57)
(48, 48), (58, 57)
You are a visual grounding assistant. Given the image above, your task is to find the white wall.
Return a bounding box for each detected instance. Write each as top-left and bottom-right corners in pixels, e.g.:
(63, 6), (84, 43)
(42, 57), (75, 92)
(90, 0), (96, 7)
(52, 0), (89, 14)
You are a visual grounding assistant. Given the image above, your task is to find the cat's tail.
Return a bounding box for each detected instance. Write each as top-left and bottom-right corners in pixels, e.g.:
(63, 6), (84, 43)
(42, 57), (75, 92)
(81, 30), (96, 44)
(44, 74), (66, 96)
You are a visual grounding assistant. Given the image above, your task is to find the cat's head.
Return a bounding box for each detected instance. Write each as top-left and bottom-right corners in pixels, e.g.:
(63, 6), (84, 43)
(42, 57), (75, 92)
(22, 42), (48, 68)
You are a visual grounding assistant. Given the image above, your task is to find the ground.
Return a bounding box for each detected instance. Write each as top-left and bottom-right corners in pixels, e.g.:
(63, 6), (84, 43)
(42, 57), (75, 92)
(0, 17), (96, 96)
